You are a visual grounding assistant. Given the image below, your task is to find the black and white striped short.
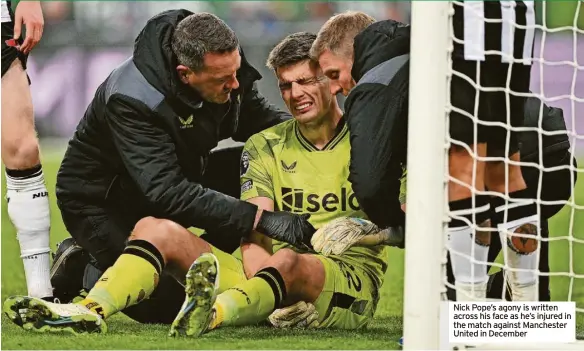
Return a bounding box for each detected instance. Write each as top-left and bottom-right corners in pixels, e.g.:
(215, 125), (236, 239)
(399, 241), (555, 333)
(448, 2), (536, 155)
(452, 0), (536, 63)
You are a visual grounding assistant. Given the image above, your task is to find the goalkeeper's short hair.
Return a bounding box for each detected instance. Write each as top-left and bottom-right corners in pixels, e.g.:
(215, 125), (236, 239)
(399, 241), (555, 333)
(266, 32), (317, 71)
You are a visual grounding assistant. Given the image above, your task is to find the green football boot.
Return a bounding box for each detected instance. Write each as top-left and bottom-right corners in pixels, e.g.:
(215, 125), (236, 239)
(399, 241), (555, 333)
(169, 253), (219, 337)
(3, 295), (107, 335)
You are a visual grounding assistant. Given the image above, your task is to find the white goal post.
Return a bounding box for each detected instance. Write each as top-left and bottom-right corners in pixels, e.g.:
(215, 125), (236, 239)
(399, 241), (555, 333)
(403, 2), (450, 350)
(404, 1), (583, 350)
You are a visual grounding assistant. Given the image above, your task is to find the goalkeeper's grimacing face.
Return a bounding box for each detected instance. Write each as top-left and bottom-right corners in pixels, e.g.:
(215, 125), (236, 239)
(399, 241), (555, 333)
(276, 60), (334, 125)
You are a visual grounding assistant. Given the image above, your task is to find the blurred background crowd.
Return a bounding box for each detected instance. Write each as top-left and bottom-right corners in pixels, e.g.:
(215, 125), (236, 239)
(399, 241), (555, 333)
(14, 1), (583, 144)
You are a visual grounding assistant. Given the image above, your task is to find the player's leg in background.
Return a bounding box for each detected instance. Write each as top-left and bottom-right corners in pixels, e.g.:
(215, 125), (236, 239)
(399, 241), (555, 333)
(484, 62), (538, 301)
(1, 26), (53, 299)
(484, 90), (577, 300)
(447, 59), (493, 301)
(487, 148), (578, 301)
(486, 219), (550, 301)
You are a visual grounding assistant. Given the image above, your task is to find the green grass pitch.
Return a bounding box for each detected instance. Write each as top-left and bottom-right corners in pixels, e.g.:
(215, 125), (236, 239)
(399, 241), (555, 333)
(1, 146), (582, 349)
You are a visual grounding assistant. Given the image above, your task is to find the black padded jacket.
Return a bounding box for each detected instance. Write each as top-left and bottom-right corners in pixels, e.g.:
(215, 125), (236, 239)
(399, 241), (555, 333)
(56, 9), (290, 237)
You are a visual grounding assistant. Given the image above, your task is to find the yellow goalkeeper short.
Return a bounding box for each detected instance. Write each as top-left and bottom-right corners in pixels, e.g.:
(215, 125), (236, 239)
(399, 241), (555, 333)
(310, 246), (389, 329)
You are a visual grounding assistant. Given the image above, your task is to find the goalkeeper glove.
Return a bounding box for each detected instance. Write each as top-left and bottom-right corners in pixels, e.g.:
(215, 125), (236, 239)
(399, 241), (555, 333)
(311, 217), (405, 256)
(356, 226), (405, 249)
(268, 301), (320, 329)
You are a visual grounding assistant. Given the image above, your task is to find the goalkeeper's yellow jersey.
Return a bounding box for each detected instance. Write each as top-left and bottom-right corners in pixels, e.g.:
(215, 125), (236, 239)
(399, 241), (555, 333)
(240, 118), (389, 287)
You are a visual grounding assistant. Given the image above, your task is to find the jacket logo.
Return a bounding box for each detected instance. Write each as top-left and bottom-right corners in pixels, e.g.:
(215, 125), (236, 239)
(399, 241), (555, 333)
(281, 160), (297, 173)
(178, 115), (194, 129)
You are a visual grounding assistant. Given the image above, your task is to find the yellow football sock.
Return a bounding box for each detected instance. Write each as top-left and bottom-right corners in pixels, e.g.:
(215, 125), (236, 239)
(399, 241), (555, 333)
(77, 240), (164, 319)
(212, 267), (286, 328)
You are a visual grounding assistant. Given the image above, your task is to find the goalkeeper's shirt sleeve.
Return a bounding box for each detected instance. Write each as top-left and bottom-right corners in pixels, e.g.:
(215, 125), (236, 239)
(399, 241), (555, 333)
(240, 135), (275, 202)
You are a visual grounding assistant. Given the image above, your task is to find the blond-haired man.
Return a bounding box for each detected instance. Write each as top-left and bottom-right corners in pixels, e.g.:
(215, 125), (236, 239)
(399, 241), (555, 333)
(311, 12), (410, 237)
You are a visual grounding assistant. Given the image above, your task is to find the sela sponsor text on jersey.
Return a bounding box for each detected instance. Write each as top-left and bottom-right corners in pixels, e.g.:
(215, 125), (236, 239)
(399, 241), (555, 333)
(280, 187), (360, 213)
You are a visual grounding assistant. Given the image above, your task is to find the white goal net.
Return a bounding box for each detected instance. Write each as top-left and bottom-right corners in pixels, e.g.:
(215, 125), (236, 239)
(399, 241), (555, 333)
(404, 1), (583, 349)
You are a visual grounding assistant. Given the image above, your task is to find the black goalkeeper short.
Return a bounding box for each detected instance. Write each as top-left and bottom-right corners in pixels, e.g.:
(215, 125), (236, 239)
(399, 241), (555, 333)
(449, 60), (531, 157)
(1, 21), (28, 78)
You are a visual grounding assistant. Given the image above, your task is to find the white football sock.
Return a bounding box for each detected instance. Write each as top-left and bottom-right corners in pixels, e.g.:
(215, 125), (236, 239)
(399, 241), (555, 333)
(6, 167), (53, 298)
(498, 214), (540, 302)
(447, 226), (489, 301)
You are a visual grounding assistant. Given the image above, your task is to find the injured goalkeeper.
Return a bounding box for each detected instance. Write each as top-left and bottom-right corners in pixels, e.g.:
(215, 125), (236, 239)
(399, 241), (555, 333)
(3, 32), (390, 336)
